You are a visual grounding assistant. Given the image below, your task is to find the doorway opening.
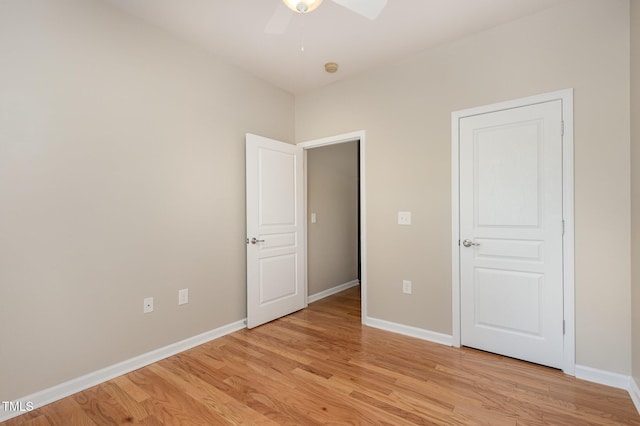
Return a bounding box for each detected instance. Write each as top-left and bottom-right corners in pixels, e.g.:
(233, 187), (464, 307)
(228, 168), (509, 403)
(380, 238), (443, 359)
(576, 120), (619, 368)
(299, 131), (367, 322)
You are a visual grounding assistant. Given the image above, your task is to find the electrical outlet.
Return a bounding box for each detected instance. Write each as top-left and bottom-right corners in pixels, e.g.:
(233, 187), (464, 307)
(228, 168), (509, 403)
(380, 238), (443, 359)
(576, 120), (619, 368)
(402, 280), (412, 294)
(178, 288), (189, 305)
(143, 297), (154, 313)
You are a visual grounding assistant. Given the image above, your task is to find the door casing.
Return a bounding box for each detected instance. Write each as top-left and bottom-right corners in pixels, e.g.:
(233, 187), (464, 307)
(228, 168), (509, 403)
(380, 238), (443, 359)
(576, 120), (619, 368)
(298, 130), (367, 322)
(451, 89), (575, 375)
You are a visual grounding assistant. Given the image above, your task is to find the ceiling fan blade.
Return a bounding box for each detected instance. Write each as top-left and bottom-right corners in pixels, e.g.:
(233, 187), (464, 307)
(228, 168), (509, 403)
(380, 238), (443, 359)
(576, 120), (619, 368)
(331, 0), (387, 20)
(265, 2), (294, 34)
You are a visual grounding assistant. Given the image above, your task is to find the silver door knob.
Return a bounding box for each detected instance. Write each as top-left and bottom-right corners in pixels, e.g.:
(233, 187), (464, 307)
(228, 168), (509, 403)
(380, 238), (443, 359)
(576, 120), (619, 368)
(462, 239), (480, 247)
(250, 237), (265, 245)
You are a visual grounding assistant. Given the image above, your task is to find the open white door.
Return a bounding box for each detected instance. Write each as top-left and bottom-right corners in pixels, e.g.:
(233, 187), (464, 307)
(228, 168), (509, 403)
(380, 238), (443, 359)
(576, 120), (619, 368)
(246, 133), (306, 328)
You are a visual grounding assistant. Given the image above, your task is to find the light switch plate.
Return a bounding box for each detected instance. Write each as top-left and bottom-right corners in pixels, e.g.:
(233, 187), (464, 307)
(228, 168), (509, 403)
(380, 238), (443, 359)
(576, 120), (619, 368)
(311, 213), (317, 224)
(178, 288), (188, 305)
(398, 211), (411, 225)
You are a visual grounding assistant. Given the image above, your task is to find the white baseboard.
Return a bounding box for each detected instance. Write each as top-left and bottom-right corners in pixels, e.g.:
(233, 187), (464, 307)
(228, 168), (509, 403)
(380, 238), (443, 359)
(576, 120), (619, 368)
(308, 279), (359, 304)
(575, 367), (640, 416)
(574, 364), (631, 390)
(363, 316), (453, 346)
(0, 319), (246, 422)
(630, 377), (640, 416)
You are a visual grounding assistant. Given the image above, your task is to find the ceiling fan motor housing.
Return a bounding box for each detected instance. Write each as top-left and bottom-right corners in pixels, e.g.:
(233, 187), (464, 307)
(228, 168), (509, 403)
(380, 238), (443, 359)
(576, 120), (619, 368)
(283, 0), (324, 14)
(275, 0), (386, 34)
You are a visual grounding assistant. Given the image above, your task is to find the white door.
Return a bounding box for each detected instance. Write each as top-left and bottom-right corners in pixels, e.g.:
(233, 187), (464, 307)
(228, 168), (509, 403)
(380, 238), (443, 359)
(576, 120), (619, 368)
(459, 100), (564, 368)
(246, 133), (306, 329)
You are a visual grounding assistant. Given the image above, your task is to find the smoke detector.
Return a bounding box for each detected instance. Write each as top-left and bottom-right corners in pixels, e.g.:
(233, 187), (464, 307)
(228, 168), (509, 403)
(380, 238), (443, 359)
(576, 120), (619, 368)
(325, 62), (338, 73)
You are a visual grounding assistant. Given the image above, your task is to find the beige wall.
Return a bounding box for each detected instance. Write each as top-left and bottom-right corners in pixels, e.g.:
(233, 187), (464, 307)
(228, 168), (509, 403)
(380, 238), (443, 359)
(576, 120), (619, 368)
(1, 0), (636, 404)
(631, 0), (640, 384)
(0, 0), (294, 399)
(296, 0), (632, 374)
(307, 142), (359, 296)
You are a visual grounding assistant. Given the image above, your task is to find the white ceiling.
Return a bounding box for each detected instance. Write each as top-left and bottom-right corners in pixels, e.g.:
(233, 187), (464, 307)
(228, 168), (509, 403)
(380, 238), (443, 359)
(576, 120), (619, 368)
(103, 0), (567, 95)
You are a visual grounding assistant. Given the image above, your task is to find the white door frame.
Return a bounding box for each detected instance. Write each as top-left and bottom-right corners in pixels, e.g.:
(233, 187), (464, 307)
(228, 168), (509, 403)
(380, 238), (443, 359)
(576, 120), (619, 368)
(298, 130), (367, 322)
(451, 89), (575, 375)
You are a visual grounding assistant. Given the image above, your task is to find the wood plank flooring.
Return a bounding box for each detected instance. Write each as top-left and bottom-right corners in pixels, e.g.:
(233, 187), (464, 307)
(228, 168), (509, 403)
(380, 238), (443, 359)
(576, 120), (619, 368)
(5, 286), (640, 425)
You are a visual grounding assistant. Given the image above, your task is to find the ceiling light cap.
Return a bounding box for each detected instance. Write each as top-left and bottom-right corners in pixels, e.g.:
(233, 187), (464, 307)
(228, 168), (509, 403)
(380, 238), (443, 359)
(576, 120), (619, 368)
(283, 0), (323, 14)
(324, 62), (339, 73)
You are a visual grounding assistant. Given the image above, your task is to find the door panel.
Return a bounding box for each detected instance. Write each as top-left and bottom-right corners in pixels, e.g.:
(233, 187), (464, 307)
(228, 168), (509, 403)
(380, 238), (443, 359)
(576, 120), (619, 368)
(459, 101), (563, 368)
(474, 268), (543, 335)
(259, 148), (297, 226)
(475, 122), (541, 227)
(259, 254), (297, 303)
(246, 134), (305, 329)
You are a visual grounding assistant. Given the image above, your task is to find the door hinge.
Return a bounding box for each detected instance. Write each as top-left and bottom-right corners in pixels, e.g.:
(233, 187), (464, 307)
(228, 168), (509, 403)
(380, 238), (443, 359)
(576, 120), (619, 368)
(458, 239), (460, 247)
(563, 320), (566, 335)
(561, 220), (565, 236)
(561, 120), (565, 137)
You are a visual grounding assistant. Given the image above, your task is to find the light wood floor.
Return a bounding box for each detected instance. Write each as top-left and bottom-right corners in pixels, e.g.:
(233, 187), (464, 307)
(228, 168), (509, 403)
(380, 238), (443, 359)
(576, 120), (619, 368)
(6, 286), (640, 425)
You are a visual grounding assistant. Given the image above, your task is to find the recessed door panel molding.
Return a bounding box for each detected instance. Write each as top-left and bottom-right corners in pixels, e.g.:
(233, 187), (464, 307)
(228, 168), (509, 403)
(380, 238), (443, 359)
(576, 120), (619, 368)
(475, 238), (544, 263)
(475, 120), (543, 228)
(474, 268), (543, 336)
(259, 148), (297, 227)
(258, 232), (297, 252)
(452, 89), (574, 373)
(259, 254), (298, 304)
